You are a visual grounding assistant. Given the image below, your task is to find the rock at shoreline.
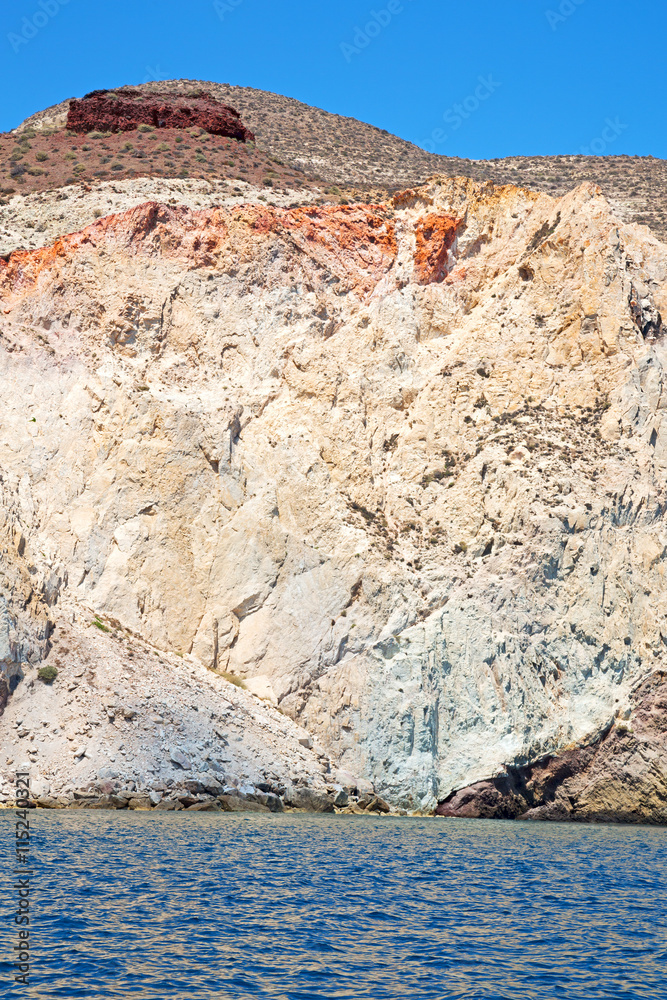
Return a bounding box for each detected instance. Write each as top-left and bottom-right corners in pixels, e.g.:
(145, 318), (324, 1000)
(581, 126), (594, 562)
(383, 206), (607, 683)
(285, 787), (335, 813)
(436, 672), (667, 824)
(217, 794), (270, 813)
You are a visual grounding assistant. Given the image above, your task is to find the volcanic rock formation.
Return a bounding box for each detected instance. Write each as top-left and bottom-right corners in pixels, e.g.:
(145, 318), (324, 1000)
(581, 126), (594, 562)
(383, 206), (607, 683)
(1, 172), (667, 815)
(436, 671), (667, 823)
(66, 88), (255, 141)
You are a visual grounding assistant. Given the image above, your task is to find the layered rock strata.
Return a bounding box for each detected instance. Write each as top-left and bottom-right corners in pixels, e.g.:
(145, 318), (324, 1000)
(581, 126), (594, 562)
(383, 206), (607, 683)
(1, 175), (666, 815)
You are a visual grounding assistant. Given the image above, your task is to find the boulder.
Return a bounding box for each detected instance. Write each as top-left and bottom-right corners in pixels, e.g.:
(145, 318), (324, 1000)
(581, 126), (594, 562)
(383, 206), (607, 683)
(127, 795), (152, 810)
(154, 798), (183, 811)
(332, 787), (349, 807)
(285, 787), (335, 813)
(170, 749), (192, 770)
(216, 794), (270, 813)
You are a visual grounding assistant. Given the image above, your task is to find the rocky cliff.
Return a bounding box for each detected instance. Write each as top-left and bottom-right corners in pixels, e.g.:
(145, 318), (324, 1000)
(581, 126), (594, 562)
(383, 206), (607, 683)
(1, 169), (667, 815)
(436, 671), (667, 823)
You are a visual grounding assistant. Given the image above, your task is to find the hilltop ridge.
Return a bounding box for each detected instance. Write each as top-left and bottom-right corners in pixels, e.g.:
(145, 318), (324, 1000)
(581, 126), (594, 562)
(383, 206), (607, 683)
(9, 78), (667, 242)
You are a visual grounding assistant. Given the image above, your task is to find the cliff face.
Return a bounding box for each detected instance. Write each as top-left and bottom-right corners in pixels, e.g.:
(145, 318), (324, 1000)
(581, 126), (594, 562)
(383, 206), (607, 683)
(436, 672), (667, 823)
(1, 175), (667, 811)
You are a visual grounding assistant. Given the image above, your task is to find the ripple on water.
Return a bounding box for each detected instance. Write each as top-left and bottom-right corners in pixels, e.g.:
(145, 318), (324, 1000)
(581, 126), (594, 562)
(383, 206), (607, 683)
(0, 813), (666, 999)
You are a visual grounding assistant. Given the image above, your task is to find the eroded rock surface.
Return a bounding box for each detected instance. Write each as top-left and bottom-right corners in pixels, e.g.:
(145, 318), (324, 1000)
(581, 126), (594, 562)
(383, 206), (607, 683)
(436, 672), (667, 823)
(1, 174), (667, 814)
(67, 88), (254, 142)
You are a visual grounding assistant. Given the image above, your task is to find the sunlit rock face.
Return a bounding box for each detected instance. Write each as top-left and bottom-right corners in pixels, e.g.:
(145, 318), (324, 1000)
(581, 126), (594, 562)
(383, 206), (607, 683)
(67, 87), (255, 141)
(1, 174), (667, 811)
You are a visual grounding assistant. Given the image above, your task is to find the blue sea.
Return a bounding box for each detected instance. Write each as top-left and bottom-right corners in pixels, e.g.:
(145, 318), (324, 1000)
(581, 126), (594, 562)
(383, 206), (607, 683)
(1, 812), (666, 999)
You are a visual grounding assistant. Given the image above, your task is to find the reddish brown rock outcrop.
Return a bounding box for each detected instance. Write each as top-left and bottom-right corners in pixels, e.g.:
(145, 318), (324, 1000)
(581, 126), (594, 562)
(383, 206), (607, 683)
(436, 672), (667, 824)
(413, 213), (460, 284)
(66, 88), (255, 141)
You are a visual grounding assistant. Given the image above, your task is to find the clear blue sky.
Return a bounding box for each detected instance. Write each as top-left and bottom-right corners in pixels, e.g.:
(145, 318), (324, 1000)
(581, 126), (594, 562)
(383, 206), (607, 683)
(0, 0), (664, 160)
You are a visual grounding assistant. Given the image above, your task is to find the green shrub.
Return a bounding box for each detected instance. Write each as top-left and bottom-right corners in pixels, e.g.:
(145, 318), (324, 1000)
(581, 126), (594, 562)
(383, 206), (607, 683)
(137, 124), (155, 133)
(38, 664), (58, 684)
(35, 152), (48, 162)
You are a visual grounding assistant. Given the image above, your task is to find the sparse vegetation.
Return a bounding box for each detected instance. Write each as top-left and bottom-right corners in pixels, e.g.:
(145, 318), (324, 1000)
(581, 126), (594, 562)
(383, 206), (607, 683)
(4, 81), (667, 239)
(220, 672), (246, 689)
(38, 664), (58, 684)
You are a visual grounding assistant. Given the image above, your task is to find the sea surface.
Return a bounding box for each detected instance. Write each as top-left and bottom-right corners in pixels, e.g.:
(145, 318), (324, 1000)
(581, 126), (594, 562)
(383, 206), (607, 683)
(1, 812), (666, 999)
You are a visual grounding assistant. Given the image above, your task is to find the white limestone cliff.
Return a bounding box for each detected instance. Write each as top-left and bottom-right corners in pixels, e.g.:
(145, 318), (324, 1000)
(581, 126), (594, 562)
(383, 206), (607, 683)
(1, 175), (666, 810)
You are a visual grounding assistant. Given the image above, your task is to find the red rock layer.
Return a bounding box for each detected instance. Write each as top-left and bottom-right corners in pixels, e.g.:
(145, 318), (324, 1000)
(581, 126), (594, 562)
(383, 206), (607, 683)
(0, 201), (398, 302)
(413, 213), (460, 284)
(67, 88), (255, 142)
